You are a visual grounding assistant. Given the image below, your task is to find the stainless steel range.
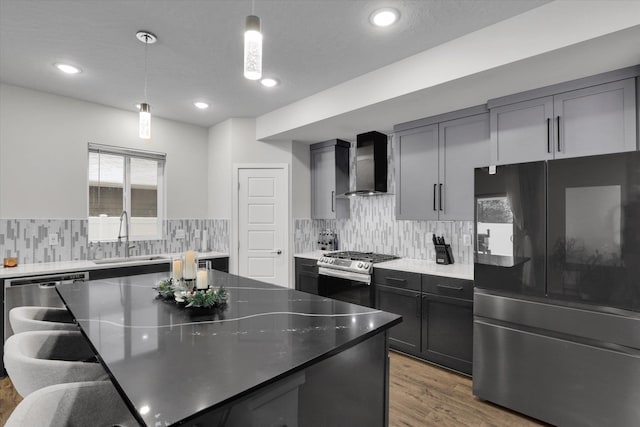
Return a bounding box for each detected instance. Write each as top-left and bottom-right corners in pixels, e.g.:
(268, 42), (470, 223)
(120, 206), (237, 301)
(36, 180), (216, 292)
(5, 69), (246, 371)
(317, 251), (398, 307)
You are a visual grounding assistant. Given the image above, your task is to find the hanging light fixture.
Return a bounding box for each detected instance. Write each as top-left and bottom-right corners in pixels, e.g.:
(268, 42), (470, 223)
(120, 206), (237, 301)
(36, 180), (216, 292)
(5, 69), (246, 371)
(136, 30), (157, 139)
(244, 1), (262, 80)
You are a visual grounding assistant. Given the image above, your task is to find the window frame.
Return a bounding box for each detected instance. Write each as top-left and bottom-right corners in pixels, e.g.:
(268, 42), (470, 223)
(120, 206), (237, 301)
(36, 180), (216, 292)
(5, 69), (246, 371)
(87, 143), (166, 242)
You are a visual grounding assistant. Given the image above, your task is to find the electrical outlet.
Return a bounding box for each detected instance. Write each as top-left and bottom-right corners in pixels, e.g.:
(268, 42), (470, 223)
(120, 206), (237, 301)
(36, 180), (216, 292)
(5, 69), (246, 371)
(49, 233), (59, 246)
(463, 234), (471, 246)
(175, 229), (186, 239)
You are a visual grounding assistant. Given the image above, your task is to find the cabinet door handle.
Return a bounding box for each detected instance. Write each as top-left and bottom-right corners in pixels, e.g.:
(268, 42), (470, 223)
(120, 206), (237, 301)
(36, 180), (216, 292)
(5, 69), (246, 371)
(416, 294), (422, 318)
(437, 284), (464, 292)
(439, 183), (443, 211)
(433, 184), (437, 211)
(546, 118), (551, 153)
(556, 115), (561, 152)
(331, 190), (335, 212)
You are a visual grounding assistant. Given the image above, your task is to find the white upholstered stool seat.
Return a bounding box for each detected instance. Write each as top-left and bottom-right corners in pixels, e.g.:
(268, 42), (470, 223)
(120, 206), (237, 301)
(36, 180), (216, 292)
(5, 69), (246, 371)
(9, 306), (77, 334)
(4, 381), (138, 427)
(3, 330), (108, 397)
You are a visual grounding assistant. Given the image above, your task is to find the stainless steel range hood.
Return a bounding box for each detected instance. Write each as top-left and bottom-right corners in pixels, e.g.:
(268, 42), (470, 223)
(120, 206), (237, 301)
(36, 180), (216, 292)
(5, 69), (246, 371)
(344, 131), (388, 197)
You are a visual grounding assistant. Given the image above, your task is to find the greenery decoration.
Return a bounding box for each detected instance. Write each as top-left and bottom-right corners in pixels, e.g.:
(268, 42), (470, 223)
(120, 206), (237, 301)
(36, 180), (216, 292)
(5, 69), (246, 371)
(184, 288), (228, 308)
(154, 277), (228, 309)
(154, 278), (176, 299)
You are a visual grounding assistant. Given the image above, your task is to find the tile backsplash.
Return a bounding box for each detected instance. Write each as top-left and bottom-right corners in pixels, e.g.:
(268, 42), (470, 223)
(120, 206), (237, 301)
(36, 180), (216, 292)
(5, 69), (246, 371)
(295, 134), (475, 264)
(0, 219), (229, 264)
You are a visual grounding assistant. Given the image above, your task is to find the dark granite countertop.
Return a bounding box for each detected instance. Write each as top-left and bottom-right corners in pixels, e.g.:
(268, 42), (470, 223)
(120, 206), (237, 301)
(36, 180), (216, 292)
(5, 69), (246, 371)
(56, 271), (401, 426)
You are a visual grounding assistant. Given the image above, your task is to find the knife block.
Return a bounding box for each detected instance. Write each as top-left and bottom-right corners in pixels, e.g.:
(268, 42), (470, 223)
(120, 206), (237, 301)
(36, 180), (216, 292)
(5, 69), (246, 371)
(435, 244), (455, 265)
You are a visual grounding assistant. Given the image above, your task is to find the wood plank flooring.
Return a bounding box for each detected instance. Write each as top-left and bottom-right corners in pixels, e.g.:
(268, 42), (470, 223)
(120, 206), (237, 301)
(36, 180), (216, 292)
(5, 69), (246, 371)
(0, 351), (547, 426)
(388, 351), (547, 427)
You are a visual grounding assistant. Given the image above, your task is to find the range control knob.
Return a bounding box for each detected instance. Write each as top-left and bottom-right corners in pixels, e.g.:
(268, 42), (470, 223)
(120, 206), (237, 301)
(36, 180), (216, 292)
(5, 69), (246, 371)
(330, 259), (335, 264)
(364, 263), (370, 269)
(357, 262), (363, 268)
(319, 257), (325, 262)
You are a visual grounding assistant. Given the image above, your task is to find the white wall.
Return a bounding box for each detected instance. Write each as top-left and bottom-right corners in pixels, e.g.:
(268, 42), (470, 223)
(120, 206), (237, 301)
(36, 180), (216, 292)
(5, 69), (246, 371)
(0, 83), (209, 219)
(207, 118), (301, 219)
(291, 142), (311, 219)
(207, 119), (232, 219)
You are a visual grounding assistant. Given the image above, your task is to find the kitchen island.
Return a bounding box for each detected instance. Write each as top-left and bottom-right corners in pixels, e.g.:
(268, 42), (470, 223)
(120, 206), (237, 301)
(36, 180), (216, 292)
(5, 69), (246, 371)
(56, 270), (401, 426)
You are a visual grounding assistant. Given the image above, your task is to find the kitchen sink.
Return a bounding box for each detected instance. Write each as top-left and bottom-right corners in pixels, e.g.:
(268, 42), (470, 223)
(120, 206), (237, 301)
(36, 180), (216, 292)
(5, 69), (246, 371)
(92, 255), (167, 265)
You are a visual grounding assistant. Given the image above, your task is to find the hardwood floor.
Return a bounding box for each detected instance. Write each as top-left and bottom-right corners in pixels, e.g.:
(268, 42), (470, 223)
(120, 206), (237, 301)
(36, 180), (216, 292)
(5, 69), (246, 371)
(0, 351), (547, 427)
(389, 351), (547, 427)
(0, 375), (21, 426)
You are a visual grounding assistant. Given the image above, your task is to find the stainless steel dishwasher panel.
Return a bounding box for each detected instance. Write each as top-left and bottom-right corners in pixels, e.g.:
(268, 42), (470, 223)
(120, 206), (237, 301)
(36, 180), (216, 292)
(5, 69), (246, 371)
(3, 271), (89, 342)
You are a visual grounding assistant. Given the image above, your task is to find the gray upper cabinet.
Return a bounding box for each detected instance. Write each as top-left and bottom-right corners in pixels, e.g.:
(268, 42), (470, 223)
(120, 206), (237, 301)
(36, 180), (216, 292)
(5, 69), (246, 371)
(490, 96), (554, 165)
(310, 139), (350, 219)
(439, 113), (490, 220)
(396, 124), (439, 220)
(490, 76), (637, 165)
(553, 79), (636, 159)
(395, 107), (490, 221)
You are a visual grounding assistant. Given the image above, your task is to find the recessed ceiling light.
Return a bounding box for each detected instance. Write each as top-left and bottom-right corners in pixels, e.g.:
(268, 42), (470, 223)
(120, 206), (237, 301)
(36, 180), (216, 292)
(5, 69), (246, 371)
(55, 63), (81, 74)
(260, 78), (279, 88)
(193, 102), (209, 109)
(370, 8), (399, 27)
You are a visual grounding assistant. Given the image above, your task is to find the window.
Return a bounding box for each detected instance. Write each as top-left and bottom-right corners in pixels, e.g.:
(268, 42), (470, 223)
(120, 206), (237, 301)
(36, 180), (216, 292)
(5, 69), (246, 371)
(88, 143), (165, 242)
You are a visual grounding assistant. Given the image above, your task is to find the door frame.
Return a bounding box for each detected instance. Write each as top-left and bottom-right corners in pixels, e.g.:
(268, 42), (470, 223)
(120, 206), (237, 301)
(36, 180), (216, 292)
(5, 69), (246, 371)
(231, 163), (292, 287)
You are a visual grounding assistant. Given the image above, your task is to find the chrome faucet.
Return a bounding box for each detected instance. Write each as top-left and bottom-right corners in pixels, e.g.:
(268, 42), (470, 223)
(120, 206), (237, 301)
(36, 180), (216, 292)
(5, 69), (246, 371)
(117, 210), (135, 258)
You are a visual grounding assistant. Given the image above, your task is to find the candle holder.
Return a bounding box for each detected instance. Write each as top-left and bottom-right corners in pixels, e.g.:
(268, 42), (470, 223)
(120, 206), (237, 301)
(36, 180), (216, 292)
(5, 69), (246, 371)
(196, 260), (211, 290)
(183, 250), (198, 290)
(171, 256), (184, 282)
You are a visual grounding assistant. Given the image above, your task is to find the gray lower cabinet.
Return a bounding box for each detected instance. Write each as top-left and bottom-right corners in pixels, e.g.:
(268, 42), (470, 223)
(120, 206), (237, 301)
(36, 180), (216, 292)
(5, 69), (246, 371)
(421, 293), (473, 375)
(202, 257), (229, 273)
(490, 77), (637, 165)
(375, 284), (421, 355)
(395, 108), (490, 220)
(294, 257), (319, 295)
(89, 257), (229, 280)
(374, 268), (473, 375)
(310, 139), (350, 219)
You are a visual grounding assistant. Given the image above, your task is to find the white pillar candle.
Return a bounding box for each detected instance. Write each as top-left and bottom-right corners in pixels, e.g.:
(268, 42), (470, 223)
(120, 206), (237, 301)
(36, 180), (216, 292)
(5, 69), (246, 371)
(184, 251), (197, 280)
(196, 269), (208, 290)
(172, 259), (183, 280)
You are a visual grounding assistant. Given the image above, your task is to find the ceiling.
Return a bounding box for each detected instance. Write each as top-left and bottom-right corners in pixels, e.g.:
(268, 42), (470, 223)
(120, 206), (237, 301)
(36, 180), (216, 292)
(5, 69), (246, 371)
(0, 0), (548, 129)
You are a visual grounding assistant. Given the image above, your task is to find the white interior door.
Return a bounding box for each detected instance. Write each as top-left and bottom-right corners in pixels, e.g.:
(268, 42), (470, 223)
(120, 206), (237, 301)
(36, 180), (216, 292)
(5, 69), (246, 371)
(238, 167), (288, 286)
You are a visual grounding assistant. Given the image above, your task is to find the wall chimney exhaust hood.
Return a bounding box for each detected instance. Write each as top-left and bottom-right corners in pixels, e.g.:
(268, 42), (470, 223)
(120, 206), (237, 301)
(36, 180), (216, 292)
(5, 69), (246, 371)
(344, 131), (388, 197)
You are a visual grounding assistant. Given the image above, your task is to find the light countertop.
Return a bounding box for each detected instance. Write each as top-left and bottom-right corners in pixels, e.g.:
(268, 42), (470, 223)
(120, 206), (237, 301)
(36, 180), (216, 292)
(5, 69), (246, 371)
(294, 251), (473, 280)
(0, 251), (229, 280)
(293, 251), (328, 260)
(375, 258), (473, 280)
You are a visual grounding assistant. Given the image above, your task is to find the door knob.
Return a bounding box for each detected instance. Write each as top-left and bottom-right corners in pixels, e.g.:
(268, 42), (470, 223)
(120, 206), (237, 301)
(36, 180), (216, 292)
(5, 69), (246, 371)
(271, 250), (282, 255)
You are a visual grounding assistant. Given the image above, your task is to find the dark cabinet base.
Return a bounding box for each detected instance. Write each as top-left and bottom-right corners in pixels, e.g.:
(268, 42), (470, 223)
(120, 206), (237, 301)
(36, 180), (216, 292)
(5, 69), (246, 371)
(374, 268), (473, 376)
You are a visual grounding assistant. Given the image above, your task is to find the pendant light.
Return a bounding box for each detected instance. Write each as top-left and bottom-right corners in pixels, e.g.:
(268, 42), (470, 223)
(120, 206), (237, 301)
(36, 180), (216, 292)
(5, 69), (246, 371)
(136, 30), (156, 139)
(244, 1), (262, 80)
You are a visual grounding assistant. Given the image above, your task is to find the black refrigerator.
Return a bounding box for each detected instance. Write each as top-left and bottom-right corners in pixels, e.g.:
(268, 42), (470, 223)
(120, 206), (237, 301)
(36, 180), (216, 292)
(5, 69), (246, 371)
(473, 151), (640, 427)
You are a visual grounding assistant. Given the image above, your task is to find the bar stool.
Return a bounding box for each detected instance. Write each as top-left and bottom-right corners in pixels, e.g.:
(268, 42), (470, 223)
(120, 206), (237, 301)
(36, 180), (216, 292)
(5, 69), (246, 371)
(9, 306), (77, 334)
(3, 330), (108, 397)
(4, 381), (138, 427)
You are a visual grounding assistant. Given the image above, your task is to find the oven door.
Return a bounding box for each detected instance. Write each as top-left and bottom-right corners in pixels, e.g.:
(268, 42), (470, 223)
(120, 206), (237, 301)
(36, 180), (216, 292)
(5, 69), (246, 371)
(317, 267), (373, 308)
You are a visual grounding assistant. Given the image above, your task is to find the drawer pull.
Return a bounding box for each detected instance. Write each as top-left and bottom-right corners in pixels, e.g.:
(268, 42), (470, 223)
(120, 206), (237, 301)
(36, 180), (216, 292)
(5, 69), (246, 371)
(386, 277), (407, 284)
(437, 284), (463, 292)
